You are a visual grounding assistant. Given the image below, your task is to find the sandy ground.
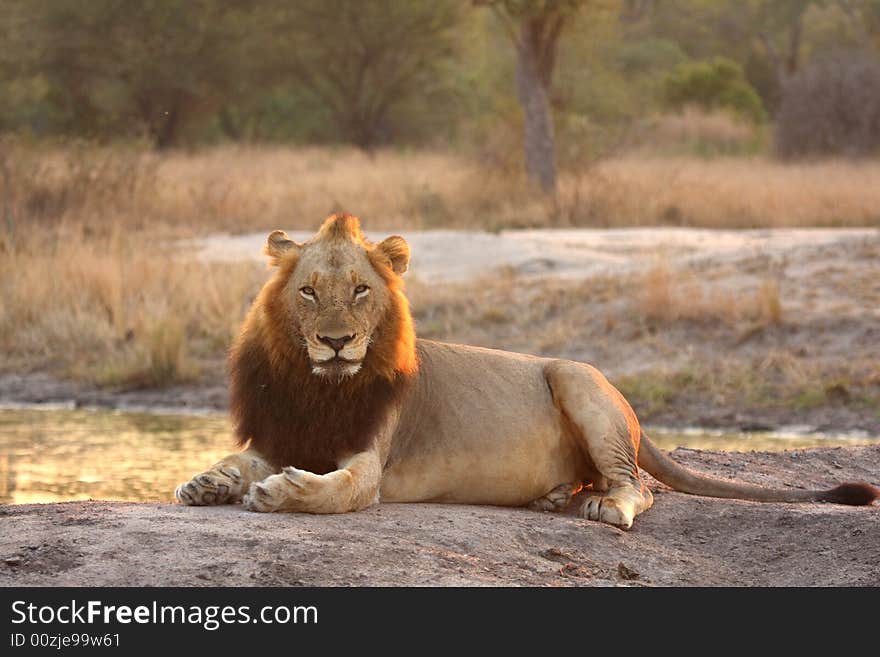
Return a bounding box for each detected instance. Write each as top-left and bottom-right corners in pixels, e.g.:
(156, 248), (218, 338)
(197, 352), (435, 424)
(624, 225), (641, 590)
(2, 445), (878, 587)
(191, 226), (879, 282)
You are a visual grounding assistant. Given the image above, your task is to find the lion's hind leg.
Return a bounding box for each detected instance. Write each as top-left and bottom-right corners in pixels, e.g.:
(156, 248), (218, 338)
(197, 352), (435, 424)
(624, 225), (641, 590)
(545, 361), (653, 529)
(175, 449), (275, 506)
(528, 482), (580, 512)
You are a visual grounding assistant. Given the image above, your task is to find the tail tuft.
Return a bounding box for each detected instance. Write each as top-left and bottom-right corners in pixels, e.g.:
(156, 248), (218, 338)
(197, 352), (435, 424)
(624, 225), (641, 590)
(821, 482), (880, 506)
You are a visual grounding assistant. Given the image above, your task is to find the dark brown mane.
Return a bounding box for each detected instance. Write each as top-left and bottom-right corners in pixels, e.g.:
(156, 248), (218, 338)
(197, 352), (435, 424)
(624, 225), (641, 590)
(228, 218), (418, 473)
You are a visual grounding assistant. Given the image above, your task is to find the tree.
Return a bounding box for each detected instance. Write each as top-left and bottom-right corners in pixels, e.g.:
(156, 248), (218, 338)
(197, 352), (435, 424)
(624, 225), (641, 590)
(275, 1), (461, 151)
(477, 1), (586, 196)
(108, 1), (257, 148)
(26, 0), (260, 148)
(751, 0), (816, 88)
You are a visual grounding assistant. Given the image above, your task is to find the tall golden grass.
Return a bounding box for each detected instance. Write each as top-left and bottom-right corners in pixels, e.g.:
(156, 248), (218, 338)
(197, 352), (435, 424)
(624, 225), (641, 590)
(2, 139), (879, 237)
(0, 224), (266, 386)
(628, 106), (762, 156)
(560, 155), (880, 228)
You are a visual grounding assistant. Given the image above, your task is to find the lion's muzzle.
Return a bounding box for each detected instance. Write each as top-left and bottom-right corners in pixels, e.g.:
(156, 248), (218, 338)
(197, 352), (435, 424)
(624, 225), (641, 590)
(317, 333), (355, 352)
(308, 333), (368, 378)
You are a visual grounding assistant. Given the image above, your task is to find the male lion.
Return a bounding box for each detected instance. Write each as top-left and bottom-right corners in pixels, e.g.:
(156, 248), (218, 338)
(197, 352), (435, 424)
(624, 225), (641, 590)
(175, 214), (878, 528)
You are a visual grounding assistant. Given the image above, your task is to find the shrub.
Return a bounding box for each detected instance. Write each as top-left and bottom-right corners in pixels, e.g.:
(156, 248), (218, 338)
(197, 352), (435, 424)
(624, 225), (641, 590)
(663, 58), (767, 125)
(775, 50), (880, 159)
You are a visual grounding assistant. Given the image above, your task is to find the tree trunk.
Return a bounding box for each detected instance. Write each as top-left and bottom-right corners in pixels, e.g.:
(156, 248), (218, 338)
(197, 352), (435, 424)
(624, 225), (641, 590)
(154, 103), (182, 150)
(758, 10), (805, 90)
(217, 107), (244, 141)
(784, 13), (803, 78)
(515, 21), (557, 196)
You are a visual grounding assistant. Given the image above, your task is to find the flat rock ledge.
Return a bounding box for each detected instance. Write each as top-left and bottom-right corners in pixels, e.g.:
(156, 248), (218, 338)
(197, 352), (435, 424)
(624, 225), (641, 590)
(2, 446), (879, 587)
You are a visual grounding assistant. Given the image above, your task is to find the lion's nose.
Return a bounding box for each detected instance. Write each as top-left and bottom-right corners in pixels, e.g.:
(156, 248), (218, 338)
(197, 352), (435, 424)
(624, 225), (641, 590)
(317, 334), (354, 352)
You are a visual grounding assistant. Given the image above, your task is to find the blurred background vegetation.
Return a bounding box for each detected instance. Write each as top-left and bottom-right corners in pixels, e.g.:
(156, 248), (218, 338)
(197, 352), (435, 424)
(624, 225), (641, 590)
(1, 1), (879, 168)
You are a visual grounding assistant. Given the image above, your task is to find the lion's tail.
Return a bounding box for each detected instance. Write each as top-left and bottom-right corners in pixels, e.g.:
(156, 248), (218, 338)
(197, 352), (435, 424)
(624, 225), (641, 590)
(638, 432), (880, 505)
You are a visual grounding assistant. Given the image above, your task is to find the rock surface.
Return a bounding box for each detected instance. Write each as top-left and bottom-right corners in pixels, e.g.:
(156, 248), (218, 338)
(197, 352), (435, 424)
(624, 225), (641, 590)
(2, 445), (878, 587)
(191, 227), (879, 282)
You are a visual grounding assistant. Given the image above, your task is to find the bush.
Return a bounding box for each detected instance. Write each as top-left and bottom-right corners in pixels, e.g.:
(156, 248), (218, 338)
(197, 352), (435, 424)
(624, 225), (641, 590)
(663, 58), (767, 124)
(775, 51), (880, 159)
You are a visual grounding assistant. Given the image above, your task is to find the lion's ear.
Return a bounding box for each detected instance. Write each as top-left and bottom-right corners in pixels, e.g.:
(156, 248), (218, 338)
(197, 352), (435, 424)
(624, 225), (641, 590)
(375, 235), (410, 275)
(264, 230), (301, 266)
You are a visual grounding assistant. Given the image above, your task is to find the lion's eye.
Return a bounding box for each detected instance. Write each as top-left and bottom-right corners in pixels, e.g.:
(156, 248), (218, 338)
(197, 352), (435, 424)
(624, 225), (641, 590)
(299, 286), (316, 300)
(354, 284), (370, 297)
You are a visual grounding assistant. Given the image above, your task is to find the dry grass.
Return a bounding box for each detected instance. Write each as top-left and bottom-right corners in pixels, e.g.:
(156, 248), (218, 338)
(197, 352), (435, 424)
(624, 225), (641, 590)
(637, 259), (783, 327)
(0, 141), (540, 234)
(0, 224), (266, 386)
(558, 156), (880, 228)
(2, 141), (879, 239)
(628, 107), (762, 156)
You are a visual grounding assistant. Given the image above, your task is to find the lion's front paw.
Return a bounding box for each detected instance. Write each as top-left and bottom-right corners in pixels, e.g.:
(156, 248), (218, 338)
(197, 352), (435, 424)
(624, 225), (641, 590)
(242, 467), (327, 513)
(241, 479), (283, 513)
(175, 466), (244, 506)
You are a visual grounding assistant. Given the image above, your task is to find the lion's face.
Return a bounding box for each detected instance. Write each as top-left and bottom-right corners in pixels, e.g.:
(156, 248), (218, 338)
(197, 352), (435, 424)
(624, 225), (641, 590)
(289, 244), (391, 378)
(264, 215), (410, 381)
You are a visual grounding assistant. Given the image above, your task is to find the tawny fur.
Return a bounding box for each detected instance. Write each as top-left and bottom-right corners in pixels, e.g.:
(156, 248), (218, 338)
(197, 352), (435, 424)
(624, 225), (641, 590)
(176, 214), (879, 528)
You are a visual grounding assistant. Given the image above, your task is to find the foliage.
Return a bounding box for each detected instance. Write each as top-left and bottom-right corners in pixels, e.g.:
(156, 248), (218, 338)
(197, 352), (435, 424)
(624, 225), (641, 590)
(276, 0), (463, 150)
(0, 0), (877, 153)
(663, 58), (767, 124)
(20, 0), (262, 148)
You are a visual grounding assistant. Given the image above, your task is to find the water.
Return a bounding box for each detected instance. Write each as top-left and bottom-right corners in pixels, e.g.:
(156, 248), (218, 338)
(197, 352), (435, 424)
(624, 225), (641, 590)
(0, 408), (231, 504)
(1, 407), (878, 505)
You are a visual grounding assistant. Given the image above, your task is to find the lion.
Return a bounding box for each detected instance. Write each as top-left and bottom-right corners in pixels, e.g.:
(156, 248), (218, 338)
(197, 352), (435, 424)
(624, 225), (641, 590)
(175, 213), (879, 528)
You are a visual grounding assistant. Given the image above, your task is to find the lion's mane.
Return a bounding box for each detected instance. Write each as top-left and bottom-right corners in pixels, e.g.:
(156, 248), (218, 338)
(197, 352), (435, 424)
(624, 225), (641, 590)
(228, 215), (418, 473)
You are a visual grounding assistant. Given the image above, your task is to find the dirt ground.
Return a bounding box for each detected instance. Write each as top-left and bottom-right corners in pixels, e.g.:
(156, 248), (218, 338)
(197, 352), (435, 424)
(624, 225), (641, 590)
(2, 445), (878, 587)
